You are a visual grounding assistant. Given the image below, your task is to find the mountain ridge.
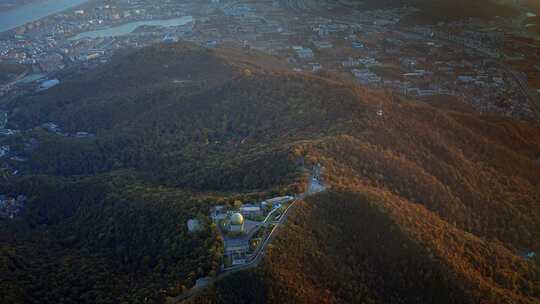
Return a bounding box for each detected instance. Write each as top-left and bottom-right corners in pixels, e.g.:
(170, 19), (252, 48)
(1, 42), (539, 304)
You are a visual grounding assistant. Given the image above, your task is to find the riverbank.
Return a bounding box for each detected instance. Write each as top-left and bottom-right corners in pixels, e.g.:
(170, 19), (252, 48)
(0, 0), (91, 32)
(69, 16), (193, 40)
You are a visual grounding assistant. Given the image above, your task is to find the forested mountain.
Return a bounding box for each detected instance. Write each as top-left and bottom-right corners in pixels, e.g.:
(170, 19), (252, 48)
(1, 43), (539, 303)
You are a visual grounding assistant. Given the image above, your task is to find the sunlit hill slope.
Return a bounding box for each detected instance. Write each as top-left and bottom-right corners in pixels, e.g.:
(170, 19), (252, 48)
(1, 43), (539, 304)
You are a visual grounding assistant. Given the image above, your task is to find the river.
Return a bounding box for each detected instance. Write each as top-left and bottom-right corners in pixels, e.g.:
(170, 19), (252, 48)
(69, 16), (194, 40)
(0, 0), (89, 32)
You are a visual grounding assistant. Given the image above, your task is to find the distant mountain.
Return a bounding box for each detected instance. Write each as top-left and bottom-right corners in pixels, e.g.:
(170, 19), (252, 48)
(335, 0), (519, 23)
(520, 0), (540, 14)
(1, 43), (539, 303)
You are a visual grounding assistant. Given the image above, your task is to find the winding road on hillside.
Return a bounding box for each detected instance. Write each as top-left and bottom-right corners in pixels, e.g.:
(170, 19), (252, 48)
(169, 166), (326, 303)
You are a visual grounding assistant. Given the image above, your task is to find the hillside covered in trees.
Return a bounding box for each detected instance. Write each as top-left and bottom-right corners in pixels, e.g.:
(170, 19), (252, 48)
(1, 42), (539, 303)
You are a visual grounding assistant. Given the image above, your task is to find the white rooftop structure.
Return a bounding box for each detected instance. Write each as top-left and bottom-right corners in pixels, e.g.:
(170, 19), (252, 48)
(187, 219), (201, 232)
(240, 206), (260, 212)
(293, 46), (314, 59)
(39, 79), (60, 90)
(266, 196), (294, 204)
(240, 205), (262, 217)
(0, 145), (9, 158)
